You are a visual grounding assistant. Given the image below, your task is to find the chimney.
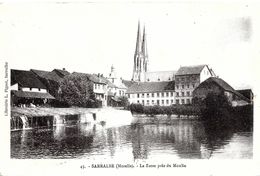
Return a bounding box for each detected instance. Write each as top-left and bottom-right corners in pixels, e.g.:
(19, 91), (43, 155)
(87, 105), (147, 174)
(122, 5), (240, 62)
(62, 68), (65, 71)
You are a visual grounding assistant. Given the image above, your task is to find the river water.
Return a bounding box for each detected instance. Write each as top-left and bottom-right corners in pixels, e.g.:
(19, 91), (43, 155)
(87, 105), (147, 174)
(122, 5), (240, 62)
(11, 119), (252, 160)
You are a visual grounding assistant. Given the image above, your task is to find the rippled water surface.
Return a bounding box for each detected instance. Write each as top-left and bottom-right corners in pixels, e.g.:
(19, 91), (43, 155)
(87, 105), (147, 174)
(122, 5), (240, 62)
(11, 119), (253, 159)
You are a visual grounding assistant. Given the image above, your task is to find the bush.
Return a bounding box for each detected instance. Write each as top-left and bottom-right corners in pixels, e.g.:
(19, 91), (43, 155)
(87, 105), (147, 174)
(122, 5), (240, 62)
(129, 103), (144, 114)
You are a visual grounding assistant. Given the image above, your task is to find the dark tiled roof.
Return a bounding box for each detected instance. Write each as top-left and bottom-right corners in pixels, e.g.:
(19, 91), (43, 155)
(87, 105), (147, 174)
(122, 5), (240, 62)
(72, 72), (107, 84)
(196, 77), (250, 102)
(126, 81), (175, 93)
(11, 69), (46, 89)
(176, 65), (207, 75)
(12, 90), (55, 99)
(105, 80), (116, 88)
(31, 69), (62, 82)
(236, 89), (253, 100)
(52, 69), (70, 77)
(122, 80), (136, 88)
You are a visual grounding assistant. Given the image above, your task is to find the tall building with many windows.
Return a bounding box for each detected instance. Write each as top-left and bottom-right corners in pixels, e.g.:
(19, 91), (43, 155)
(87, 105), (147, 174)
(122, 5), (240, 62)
(126, 22), (216, 106)
(175, 65), (215, 104)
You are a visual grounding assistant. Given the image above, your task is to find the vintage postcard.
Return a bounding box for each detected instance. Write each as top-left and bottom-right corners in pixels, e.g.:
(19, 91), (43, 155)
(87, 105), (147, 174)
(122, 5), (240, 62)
(0, 0), (259, 175)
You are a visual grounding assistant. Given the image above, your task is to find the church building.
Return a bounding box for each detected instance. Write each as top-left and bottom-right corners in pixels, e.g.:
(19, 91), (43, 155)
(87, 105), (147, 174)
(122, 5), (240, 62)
(126, 22), (215, 106)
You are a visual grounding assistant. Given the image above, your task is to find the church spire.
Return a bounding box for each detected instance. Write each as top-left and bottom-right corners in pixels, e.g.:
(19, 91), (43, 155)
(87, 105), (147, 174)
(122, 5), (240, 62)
(142, 26), (148, 72)
(135, 21), (142, 57)
(132, 21), (148, 82)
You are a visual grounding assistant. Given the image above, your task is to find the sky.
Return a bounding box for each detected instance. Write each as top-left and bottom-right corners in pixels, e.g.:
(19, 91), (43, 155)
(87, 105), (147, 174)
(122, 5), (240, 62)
(0, 1), (259, 90)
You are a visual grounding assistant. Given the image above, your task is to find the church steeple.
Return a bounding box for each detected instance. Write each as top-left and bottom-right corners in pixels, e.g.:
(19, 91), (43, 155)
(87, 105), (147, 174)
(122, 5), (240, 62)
(132, 21), (149, 82)
(142, 26), (148, 72)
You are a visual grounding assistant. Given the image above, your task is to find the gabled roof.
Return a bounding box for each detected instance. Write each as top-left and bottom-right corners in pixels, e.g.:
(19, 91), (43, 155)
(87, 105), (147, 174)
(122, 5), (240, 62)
(122, 80), (136, 88)
(176, 65), (207, 76)
(11, 69), (46, 89)
(195, 77), (250, 102)
(72, 72), (107, 84)
(31, 69), (62, 82)
(52, 69), (70, 77)
(126, 81), (175, 93)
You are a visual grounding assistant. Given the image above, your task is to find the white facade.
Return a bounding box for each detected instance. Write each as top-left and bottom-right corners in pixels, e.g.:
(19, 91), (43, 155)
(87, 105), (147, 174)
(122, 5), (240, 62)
(200, 66), (213, 83)
(93, 83), (108, 106)
(127, 91), (175, 106)
(11, 83), (47, 93)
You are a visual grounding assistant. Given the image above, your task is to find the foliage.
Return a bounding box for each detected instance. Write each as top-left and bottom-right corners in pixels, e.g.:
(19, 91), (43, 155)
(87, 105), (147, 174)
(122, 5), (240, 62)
(59, 74), (97, 107)
(118, 96), (130, 108)
(129, 103), (200, 116)
(129, 103), (144, 114)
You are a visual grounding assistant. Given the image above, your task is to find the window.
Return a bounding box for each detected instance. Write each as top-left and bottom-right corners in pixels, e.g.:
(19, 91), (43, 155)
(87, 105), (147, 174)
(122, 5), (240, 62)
(176, 99), (179, 104)
(157, 100), (160, 105)
(157, 93), (160, 97)
(128, 94), (130, 98)
(142, 93), (144, 98)
(181, 99), (185, 104)
(137, 100), (140, 103)
(192, 84), (195, 88)
(30, 88), (32, 91)
(162, 100), (164, 105)
(166, 100), (169, 104)
(187, 99), (191, 104)
(171, 100), (174, 104)
(152, 93), (154, 97)
(171, 92), (174, 97)
(147, 100), (149, 105)
(176, 85), (179, 89)
(187, 91), (190, 96)
(147, 93), (150, 98)
(187, 84), (189, 88)
(176, 92), (179, 97)
(38, 88), (41, 91)
(166, 92), (169, 97)
(181, 78), (184, 81)
(94, 84), (97, 89)
(182, 85), (184, 89)
(152, 100), (154, 105)
(161, 93), (164, 97)
(137, 94), (140, 98)
(181, 92), (185, 97)
(142, 100), (144, 105)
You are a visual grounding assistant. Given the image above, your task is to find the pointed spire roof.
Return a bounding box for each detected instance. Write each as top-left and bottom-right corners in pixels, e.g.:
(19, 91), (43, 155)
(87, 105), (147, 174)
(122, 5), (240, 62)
(142, 25), (148, 58)
(134, 21), (142, 56)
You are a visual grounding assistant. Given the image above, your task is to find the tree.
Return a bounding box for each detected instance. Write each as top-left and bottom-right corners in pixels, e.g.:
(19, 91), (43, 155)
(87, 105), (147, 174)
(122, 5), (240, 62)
(118, 96), (130, 108)
(59, 74), (96, 107)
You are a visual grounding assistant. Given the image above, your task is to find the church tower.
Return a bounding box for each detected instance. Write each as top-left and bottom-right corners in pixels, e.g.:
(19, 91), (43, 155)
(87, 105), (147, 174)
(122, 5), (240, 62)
(132, 22), (149, 82)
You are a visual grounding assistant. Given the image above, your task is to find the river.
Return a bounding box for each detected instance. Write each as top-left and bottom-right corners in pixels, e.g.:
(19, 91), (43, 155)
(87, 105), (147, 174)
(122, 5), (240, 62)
(11, 119), (252, 160)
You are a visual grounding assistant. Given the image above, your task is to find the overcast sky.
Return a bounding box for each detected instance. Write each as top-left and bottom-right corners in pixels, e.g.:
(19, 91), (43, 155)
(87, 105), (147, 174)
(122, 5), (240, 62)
(1, 1), (259, 90)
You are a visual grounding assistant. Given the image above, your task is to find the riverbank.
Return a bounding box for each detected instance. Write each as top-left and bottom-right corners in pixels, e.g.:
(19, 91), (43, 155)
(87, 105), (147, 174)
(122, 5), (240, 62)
(11, 107), (101, 117)
(11, 107), (133, 130)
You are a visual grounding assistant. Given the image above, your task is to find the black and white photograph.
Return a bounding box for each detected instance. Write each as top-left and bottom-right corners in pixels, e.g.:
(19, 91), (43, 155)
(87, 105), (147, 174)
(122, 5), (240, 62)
(0, 1), (259, 176)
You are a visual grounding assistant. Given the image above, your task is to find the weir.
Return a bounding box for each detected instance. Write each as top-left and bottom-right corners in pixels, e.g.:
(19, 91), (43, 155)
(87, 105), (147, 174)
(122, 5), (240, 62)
(11, 109), (134, 130)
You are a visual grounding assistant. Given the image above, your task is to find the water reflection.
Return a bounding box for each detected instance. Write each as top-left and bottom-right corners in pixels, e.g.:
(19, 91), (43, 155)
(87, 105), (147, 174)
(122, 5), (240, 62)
(11, 119), (252, 159)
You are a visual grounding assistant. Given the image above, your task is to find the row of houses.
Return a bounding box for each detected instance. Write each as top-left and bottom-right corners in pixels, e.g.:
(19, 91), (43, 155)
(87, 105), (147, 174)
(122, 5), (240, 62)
(10, 63), (253, 108)
(11, 66), (127, 107)
(10, 22), (253, 108)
